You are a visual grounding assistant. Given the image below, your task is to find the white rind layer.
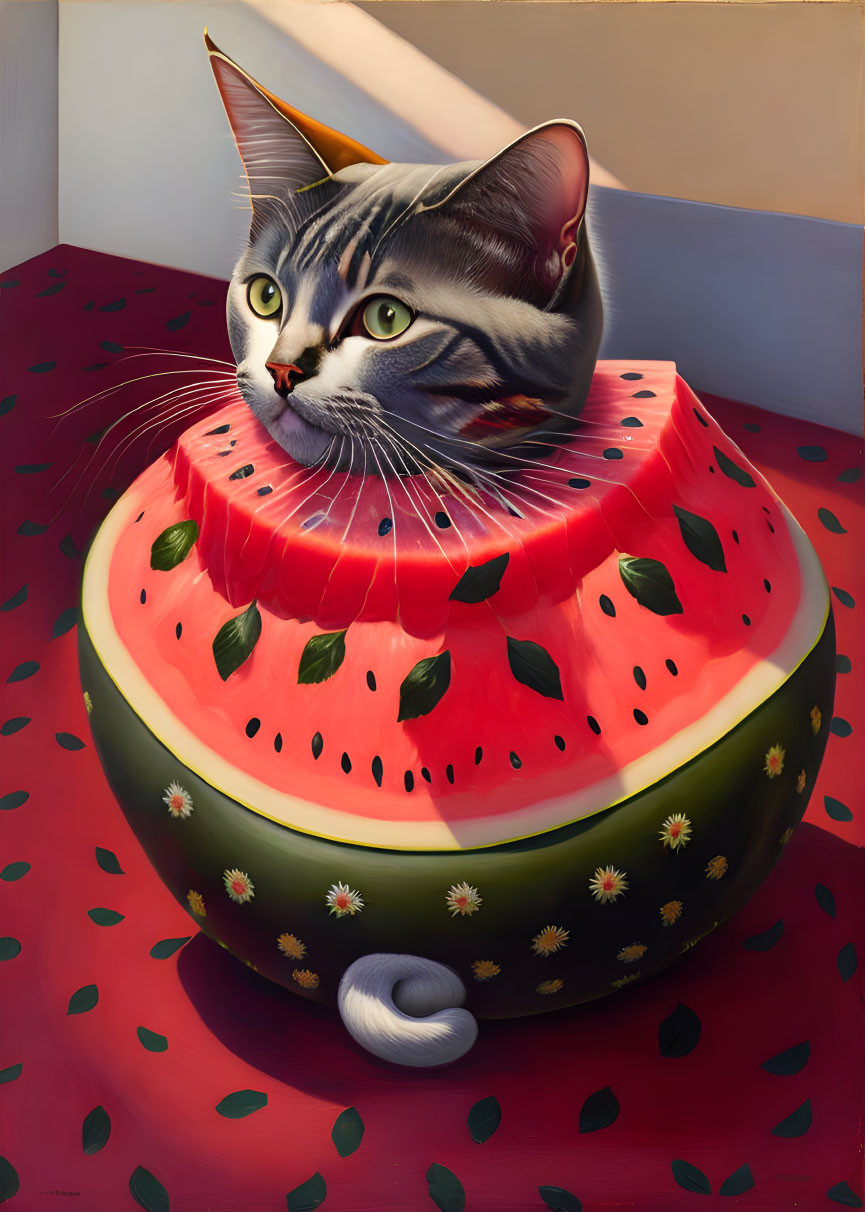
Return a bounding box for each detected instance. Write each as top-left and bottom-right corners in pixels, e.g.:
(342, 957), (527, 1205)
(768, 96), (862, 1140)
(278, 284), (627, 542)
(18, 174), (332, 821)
(82, 497), (829, 852)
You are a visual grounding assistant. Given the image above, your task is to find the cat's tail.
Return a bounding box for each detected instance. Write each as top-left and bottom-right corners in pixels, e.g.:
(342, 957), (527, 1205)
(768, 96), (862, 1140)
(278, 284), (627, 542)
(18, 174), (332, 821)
(337, 953), (478, 1067)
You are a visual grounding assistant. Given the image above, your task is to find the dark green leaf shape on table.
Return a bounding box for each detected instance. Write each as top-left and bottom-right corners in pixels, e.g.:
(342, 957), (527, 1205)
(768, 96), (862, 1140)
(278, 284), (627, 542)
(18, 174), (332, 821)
(506, 637), (563, 700)
(832, 587), (855, 609)
(331, 1106), (364, 1157)
(0, 938), (21, 960)
(95, 847), (124, 875)
(0, 862), (30, 882)
(467, 1095), (501, 1143)
(56, 732), (86, 750)
(0, 718), (29, 736)
(6, 662), (38, 683)
(761, 1041), (809, 1075)
(166, 311), (191, 331)
(149, 937), (191, 959)
(0, 792), (28, 811)
(837, 943), (857, 981)
(1, 585), (27, 611)
(0, 1157), (20, 1202)
(578, 1085), (619, 1133)
(298, 631), (347, 684)
(82, 1104), (111, 1154)
(137, 1026), (168, 1053)
(824, 796), (853, 822)
(426, 1162), (465, 1212)
(827, 1181), (863, 1207)
(449, 552), (509, 603)
(0, 1063), (22, 1084)
(719, 1164), (754, 1196)
(130, 1165), (169, 1212)
(815, 883), (836, 918)
(673, 505), (727, 572)
(743, 919), (784, 951)
(539, 1187), (582, 1212)
(215, 1089), (268, 1118)
(285, 1171), (326, 1211)
(714, 446), (756, 487)
(67, 984), (99, 1014)
(818, 508), (847, 534)
(658, 1003), (701, 1056)
(87, 907), (125, 927)
(671, 1160), (711, 1195)
(771, 1099), (812, 1138)
(796, 445), (827, 462)
(52, 607), (79, 637)
(398, 651), (452, 721)
(213, 601), (262, 681)
(150, 520), (199, 571)
(618, 556), (683, 615)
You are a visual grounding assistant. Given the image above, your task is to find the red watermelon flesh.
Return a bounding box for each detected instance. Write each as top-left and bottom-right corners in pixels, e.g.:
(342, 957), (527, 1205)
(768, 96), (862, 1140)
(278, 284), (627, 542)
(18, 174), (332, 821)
(82, 361), (828, 850)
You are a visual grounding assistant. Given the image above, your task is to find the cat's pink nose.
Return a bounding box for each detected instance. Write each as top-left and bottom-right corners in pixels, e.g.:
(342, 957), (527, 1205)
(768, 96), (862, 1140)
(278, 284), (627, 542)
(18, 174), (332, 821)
(266, 361), (303, 398)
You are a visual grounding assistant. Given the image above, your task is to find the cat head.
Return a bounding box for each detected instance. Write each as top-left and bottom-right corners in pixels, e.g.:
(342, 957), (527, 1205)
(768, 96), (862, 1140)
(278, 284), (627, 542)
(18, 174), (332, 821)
(207, 34), (603, 479)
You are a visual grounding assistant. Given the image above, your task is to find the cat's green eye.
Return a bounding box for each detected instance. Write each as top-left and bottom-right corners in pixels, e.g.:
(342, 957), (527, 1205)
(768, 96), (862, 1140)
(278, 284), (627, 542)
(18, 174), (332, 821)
(362, 296), (413, 341)
(247, 275), (282, 320)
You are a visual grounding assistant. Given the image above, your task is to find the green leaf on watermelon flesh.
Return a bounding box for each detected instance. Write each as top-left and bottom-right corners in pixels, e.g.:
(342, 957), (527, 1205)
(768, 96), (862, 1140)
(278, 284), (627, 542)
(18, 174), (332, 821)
(448, 552), (510, 603)
(398, 651), (451, 721)
(618, 556), (683, 615)
(212, 601), (262, 681)
(673, 505), (727, 572)
(713, 446), (756, 487)
(506, 637), (564, 700)
(150, 520), (199, 571)
(298, 630), (347, 684)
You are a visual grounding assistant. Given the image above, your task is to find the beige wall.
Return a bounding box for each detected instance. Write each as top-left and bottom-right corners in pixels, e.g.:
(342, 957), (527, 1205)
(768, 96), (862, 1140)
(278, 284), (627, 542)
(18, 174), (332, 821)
(361, 1), (865, 225)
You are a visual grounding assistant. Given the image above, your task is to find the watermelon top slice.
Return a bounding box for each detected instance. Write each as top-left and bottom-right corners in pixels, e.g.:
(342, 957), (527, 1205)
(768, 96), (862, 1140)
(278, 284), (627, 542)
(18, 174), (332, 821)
(81, 361), (829, 851)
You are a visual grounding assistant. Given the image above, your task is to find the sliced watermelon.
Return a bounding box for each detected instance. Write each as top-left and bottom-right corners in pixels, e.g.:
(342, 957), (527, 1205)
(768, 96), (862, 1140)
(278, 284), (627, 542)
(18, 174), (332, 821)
(79, 361), (835, 1017)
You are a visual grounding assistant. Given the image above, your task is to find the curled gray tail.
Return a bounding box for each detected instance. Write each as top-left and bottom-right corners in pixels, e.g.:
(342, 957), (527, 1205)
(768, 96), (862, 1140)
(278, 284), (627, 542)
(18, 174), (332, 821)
(337, 953), (478, 1067)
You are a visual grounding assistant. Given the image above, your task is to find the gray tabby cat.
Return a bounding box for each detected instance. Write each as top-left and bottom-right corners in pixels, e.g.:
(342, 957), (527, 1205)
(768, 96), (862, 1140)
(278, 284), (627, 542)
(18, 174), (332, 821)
(208, 36), (603, 1065)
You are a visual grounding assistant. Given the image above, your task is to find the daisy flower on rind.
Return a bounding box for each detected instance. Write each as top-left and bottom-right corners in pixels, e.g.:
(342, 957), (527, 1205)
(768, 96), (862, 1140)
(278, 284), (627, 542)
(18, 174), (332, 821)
(223, 868), (254, 903)
(446, 882), (482, 917)
(326, 881), (364, 917)
(589, 866), (628, 904)
(163, 781), (193, 819)
(764, 744), (785, 779)
(531, 925), (569, 956)
(659, 813), (692, 850)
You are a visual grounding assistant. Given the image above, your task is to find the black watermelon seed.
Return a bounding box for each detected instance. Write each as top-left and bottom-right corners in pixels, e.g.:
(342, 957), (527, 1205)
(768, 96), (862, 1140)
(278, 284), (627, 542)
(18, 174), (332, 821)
(100, 298), (126, 312)
(83, 301), (94, 310)
(666, 658), (678, 676)
(274, 733), (283, 753)
(206, 424), (231, 436)
(14, 463), (53, 475)
(446, 764), (454, 784)
(28, 361), (56, 374)
(587, 716), (601, 735)
(378, 517), (393, 536)
(621, 372), (643, 380)
(18, 522), (48, 536)
(366, 670), (376, 691)
(507, 507), (522, 518)
(633, 708), (649, 725)
(302, 514), (325, 530)
(732, 530), (740, 544)
(175, 622), (182, 639)
(0, 791), (28, 811)
(99, 340), (123, 354)
(836, 655), (852, 674)
(1, 586), (27, 612)
(134, 287), (155, 294)
(693, 408), (709, 428)
(599, 595), (616, 617)
(602, 448), (624, 460)
(217, 450), (231, 457)
(554, 735), (566, 751)
(796, 445), (827, 463)
(311, 732), (323, 759)
(744, 422), (761, 433)
(767, 521), (775, 534)
(59, 535), (80, 559)
(421, 767), (431, 783)
(139, 589), (146, 604)
(743, 614), (751, 626)
(134, 512), (144, 523)
(404, 770), (414, 792)
(509, 751), (522, 770)
(230, 464), (254, 480)
(1, 718), (30, 736)
(762, 505), (771, 514)
(764, 579), (772, 592)
(372, 756), (383, 787)
(257, 486), (272, 496)
(245, 717), (261, 739)
(474, 747), (483, 765)
(229, 440), (237, 447)
(709, 466), (715, 474)
(0, 395), (17, 416)
(166, 311), (191, 331)
(620, 417), (643, 428)
(632, 390), (656, 398)
(341, 752), (351, 774)
(568, 477), (591, 489)
(434, 511), (451, 529)
(633, 665), (647, 690)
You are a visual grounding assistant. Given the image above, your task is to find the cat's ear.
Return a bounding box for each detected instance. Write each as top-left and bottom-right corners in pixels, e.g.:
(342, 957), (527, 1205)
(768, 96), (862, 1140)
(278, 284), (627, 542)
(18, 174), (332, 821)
(204, 31), (386, 223)
(424, 121), (590, 296)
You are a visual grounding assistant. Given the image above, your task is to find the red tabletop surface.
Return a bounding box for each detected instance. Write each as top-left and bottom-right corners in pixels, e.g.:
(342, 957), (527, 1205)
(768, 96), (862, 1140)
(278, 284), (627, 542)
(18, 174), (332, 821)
(1, 245), (862, 1211)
